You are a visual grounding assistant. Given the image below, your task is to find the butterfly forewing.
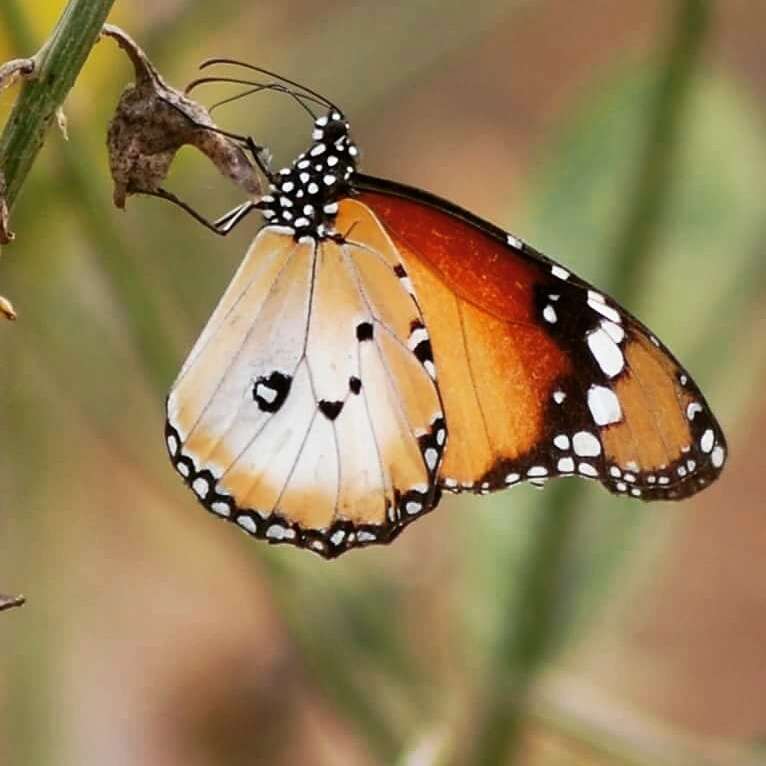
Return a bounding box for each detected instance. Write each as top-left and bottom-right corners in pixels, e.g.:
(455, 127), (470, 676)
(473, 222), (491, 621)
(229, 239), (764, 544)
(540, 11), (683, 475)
(353, 183), (726, 499)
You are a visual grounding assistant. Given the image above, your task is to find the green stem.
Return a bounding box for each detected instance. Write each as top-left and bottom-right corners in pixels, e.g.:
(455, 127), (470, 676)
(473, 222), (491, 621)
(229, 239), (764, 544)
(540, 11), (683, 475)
(465, 1), (713, 763)
(1, 2), (181, 392)
(609, 0), (712, 297)
(0, 0), (116, 208)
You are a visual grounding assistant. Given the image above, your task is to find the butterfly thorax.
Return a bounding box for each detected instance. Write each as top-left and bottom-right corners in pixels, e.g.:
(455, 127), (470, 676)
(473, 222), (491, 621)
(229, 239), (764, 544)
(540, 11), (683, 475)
(260, 110), (358, 240)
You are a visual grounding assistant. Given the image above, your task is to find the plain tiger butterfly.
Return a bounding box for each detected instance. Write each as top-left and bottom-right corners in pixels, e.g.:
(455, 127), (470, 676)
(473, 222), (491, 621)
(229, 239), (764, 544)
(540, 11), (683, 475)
(163, 63), (726, 559)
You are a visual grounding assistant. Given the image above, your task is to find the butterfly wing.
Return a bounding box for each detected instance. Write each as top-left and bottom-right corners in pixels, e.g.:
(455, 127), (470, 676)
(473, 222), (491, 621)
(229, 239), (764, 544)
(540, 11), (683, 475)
(348, 176), (726, 500)
(166, 224), (446, 558)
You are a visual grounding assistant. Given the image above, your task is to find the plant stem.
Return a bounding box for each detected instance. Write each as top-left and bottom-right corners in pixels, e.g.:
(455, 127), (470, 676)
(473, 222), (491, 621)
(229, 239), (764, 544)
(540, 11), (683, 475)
(0, 0), (116, 208)
(1, 2), (182, 392)
(609, 0), (712, 297)
(464, 1), (713, 763)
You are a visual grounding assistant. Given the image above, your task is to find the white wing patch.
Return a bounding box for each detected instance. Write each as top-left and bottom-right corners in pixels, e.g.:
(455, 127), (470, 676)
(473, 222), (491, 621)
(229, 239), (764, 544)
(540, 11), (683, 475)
(166, 223), (446, 558)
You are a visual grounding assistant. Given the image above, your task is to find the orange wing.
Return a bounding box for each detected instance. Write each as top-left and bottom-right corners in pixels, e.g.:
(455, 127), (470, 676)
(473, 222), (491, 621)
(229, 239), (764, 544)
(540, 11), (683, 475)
(346, 177), (726, 501)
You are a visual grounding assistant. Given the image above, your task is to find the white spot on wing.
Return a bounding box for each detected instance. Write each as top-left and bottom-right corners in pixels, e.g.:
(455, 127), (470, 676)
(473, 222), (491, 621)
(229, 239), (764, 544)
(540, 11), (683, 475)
(551, 265), (570, 281)
(237, 515), (257, 534)
(572, 431), (601, 457)
(700, 429), (714, 453)
(711, 445), (725, 468)
(192, 477), (209, 499)
(267, 524), (295, 540)
(601, 320), (625, 344)
(686, 402), (703, 420)
(587, 384), (622, 426)
(588, 296), (621, 324)
(211, 501), (230, 517)
(255, 383), (277, 404)
(408, 327), (429, 350)
(543, 304), (557, 324)
(587, 327), (625, 378)
(506, 233), (523, 249)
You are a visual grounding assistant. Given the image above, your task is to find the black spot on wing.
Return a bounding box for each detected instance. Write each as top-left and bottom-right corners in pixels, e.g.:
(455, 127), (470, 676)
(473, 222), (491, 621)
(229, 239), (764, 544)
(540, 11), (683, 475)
(356, 321), (374, 341)
(349, 376), (362, 394)
(318, 399), (344, 421)
(413, 338), (433, 364)
(253, 371), (292, 413)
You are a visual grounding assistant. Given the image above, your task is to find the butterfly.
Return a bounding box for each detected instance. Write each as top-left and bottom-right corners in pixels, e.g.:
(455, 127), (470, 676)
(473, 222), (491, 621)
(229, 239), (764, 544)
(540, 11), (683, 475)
(163, 63), (726, 559)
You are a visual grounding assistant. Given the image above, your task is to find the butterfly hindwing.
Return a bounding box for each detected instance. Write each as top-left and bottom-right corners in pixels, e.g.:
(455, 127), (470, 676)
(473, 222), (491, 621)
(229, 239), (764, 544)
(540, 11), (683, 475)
(166, 223), (446, 558)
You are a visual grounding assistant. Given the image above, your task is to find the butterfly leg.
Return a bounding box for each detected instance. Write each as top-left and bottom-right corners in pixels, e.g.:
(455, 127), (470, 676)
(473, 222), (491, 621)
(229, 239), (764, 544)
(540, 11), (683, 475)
(142, 187), (250, 236)
(236, 134), (275, 183)
(212, 200), (260, 233)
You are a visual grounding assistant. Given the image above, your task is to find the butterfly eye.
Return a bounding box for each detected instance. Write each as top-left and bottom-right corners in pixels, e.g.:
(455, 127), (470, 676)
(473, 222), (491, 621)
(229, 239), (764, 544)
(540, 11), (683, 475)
(321, 121), (346, 144)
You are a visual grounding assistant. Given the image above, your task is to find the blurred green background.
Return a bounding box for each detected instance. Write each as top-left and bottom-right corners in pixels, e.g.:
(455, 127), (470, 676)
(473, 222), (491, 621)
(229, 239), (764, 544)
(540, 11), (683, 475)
(1, 1), (764, 764)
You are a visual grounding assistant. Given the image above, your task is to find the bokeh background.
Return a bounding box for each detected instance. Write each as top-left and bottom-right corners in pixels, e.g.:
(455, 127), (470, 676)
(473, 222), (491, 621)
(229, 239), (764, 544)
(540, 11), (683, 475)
(1, 1), (764, 764)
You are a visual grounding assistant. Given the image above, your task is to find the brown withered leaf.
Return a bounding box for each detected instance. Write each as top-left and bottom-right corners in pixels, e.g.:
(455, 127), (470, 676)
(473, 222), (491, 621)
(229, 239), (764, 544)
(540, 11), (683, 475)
(0, 593), (25, 612)
(102, 25), (262, 217)
(0, 294), (17, 321)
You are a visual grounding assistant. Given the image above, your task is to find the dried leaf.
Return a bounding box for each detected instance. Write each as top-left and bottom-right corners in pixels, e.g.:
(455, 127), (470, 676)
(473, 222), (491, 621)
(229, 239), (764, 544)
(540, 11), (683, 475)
(0, 294), (17, 320)
(102, 25), (262, 211)
(0, 593), (25, 612)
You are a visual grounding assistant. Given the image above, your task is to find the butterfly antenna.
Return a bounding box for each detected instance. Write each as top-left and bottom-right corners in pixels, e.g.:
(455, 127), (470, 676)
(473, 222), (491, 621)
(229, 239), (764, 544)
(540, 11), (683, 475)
(199, 59), (341, 114)
(187, 76), (320, 120)
(211, 85), (319, 120)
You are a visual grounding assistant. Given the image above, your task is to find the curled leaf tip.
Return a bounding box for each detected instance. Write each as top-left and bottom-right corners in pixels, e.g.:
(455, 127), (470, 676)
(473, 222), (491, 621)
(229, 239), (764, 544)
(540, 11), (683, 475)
(0, 295), (17, 320)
